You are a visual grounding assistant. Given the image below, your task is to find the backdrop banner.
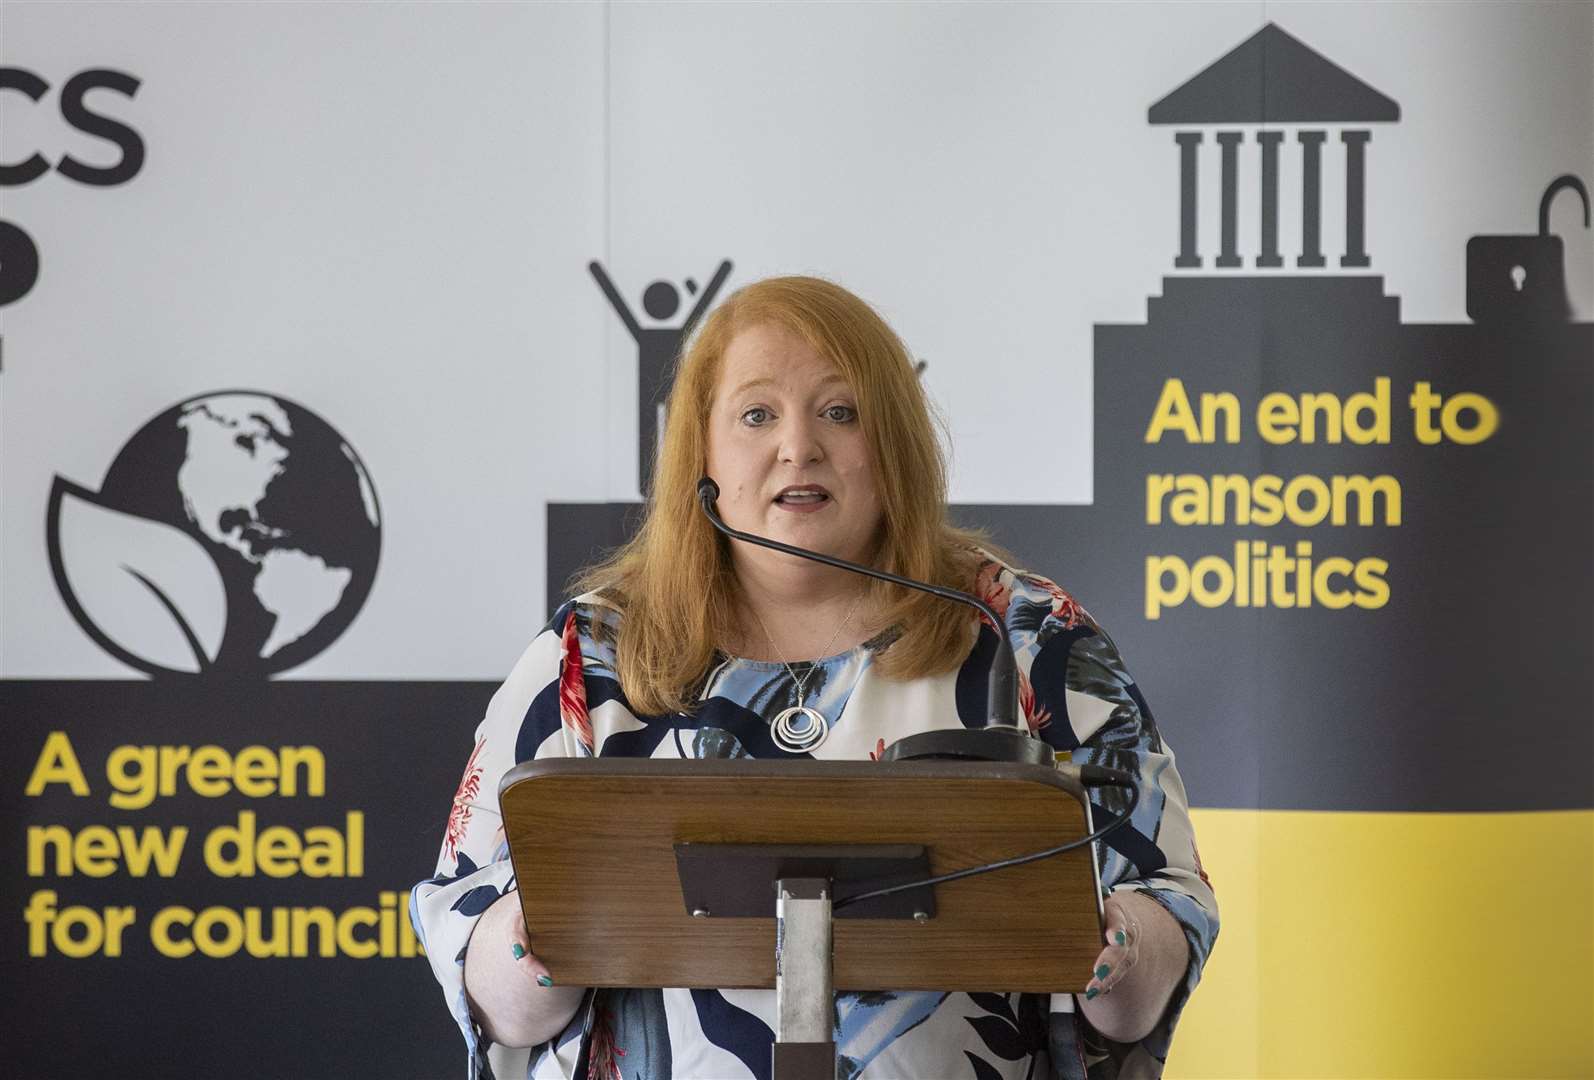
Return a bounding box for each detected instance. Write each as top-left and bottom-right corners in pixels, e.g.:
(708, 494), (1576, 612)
(2, 3), (1589, 1078)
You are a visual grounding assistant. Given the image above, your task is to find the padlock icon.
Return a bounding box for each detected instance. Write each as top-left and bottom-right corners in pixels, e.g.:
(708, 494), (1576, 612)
(1466, 174), (1590, 325)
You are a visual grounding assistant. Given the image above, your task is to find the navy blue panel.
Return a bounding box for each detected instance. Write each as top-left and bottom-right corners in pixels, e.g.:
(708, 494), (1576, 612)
(515, 657), (649, 761)
(516, 680), (563, 764)
(955, 625), (1001, 728)
(599, 718), (673, 759)
(422, 851), (479, 889)
(581, 672), (672, 758)
(585, 673), (629, 712)
(690, 989), (774, 1080)
(449, 884), (500, 916)
(1098, 818), (1168, 877)
(1028, 627), (1095, 752)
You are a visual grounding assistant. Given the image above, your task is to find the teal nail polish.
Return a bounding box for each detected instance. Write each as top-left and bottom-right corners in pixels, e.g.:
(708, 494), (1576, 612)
(510, 943), (526, 960)
(1095, 963), (1111, 980)
(1115, 930), (1126, 945)
(1084, 987), (1099, 1001)
(536, 974), (554, 987)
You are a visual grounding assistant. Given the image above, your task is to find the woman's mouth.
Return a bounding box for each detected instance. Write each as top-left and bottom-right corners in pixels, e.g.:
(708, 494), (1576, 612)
(774, 485), (831, 510)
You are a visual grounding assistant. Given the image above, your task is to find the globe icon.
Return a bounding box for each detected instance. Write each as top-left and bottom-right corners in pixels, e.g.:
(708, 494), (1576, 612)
(48, 391), (381, 678)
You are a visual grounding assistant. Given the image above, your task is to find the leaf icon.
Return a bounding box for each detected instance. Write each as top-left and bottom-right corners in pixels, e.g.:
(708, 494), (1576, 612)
(48, 478), (227, 676)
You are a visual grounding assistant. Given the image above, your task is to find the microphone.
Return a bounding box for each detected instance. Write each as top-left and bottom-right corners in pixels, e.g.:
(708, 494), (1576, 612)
(696, 476), (1051, 764)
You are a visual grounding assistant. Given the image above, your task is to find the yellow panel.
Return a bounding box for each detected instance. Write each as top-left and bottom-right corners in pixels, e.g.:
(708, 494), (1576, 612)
(1167, 808), (1260, 1078)
(1166, 809), (1594, 1079)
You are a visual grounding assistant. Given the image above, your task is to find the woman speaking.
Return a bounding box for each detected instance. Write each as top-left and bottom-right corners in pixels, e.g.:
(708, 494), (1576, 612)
(413, 277), (1218, 1079)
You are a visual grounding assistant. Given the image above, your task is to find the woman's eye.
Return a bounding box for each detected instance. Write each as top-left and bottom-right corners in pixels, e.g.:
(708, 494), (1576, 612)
(823, 404), (857, 422)
(740, 406), (772, 426)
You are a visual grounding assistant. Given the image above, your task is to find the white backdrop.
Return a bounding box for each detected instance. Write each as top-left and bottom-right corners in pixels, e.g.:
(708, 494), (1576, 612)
(3, 5), (1593, 1078)
(4, 3), (1590, 669)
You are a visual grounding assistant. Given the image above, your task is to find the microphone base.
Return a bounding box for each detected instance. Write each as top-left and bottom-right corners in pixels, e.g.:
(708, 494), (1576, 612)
(878, 728), (1055, 765)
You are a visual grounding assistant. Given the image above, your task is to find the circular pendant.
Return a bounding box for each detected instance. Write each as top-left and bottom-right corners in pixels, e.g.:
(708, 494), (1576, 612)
(770, 705), (829, 753)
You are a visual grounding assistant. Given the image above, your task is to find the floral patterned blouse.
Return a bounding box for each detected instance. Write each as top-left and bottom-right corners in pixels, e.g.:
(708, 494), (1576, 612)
(412, 560), (1218, 1079)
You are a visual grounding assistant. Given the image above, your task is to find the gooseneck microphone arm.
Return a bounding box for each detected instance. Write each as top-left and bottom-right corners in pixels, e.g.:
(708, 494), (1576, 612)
(696, 476), (1019, 730)
(696, 476), (1133, 910)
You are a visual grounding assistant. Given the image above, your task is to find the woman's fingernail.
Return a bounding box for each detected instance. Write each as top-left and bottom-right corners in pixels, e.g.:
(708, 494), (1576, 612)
(1115, 930), (1126, 945)
(536, 974), (554, 987)
(510, 943), (526, 960)
(1095, 963), (1111, 980)
(1084, 987), (1099, 1001)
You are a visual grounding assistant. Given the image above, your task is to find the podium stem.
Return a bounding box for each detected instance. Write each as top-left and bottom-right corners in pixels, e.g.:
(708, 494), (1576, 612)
(774, 877), (835, 1078)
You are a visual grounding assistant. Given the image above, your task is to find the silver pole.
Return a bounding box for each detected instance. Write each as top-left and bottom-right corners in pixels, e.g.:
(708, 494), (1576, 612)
(773, 877), (834, 1079)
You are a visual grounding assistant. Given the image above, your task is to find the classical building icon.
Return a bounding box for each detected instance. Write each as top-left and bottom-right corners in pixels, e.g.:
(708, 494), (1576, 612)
(1150, 23), (1398, 272)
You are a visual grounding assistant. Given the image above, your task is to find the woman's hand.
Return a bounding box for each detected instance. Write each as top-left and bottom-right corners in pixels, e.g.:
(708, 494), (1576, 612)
(463, 890), (586, 1049)
(1077, 888), (1190, 1044)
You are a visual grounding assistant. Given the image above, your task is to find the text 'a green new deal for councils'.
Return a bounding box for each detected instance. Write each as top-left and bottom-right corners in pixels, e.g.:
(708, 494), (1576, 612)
(22, 731), (423, 960)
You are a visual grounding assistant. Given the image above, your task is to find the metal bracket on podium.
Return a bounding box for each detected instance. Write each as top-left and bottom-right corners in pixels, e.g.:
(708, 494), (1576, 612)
(674, 844), (938, 1080)
(773, 877), (833, 1079)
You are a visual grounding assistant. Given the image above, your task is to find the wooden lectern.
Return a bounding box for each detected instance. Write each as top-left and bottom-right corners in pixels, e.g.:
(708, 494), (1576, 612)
(501, 758), (1106, 1079)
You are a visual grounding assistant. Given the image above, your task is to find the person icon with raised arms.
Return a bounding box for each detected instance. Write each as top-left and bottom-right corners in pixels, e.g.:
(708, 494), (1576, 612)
(589, 259), (733, 495)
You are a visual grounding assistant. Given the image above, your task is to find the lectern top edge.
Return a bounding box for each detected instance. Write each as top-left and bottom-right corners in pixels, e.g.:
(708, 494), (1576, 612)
(499, 755), (1087, 802)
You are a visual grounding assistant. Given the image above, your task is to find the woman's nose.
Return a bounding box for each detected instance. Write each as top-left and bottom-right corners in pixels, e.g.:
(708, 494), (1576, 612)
(778, 415), (824, 465)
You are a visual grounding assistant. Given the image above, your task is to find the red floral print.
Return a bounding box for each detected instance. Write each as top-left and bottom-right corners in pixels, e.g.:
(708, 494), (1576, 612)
(1038, 578), (1089, 630)
(559, 611), (594, 754)
(1017, 667), (1052, 734)
(444, 737), (485, 865)
(587, 1003), (626, 1080)
(974, 561), (1013, 633)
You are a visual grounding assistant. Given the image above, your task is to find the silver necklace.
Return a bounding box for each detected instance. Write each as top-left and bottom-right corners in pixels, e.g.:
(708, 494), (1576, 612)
(746, 592), (865, 754)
